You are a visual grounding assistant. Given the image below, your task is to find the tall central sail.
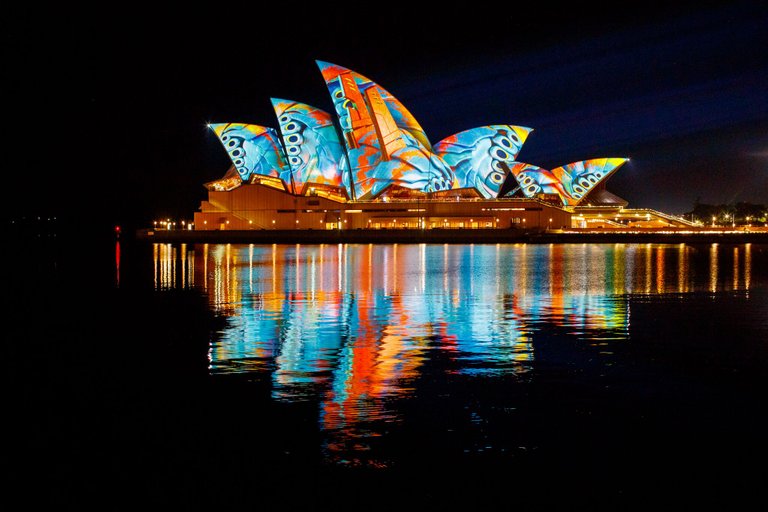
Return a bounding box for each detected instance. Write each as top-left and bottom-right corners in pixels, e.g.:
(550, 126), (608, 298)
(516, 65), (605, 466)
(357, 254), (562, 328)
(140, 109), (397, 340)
(319, 64), (382, 199)
(317, 61), (453, 199)
(317, 61), (431, 150)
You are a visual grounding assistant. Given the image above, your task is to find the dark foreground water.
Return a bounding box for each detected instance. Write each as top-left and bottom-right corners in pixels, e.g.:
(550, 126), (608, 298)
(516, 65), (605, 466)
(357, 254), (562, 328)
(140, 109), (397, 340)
(8, 238), (768, 510)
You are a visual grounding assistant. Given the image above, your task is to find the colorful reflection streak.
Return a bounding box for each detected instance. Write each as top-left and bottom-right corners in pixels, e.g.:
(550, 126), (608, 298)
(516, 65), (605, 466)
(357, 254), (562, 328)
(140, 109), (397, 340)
(153, 243), (761, 463)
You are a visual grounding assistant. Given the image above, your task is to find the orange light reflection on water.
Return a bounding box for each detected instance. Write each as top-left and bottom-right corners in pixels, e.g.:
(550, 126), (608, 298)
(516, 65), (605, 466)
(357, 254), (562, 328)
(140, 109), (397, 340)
(147, 242), (760, 463)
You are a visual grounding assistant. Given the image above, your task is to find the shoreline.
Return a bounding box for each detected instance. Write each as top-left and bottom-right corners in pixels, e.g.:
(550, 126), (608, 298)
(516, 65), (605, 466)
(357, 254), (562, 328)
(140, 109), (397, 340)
(135, 228), (768, 245)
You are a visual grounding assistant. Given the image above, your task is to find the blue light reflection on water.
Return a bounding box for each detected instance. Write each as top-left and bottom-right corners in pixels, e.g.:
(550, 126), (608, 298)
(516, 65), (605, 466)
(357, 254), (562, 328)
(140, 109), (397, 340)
(151, 242), (765, 462)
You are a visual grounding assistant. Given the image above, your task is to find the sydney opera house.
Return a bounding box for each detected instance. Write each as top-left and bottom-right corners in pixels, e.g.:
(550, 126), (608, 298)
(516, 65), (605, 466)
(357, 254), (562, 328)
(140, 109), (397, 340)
(193, 61), (693, 232)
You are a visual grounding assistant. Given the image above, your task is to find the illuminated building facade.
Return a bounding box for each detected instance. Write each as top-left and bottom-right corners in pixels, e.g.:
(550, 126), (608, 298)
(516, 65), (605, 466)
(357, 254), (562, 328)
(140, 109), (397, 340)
(193, 62), (693, 231)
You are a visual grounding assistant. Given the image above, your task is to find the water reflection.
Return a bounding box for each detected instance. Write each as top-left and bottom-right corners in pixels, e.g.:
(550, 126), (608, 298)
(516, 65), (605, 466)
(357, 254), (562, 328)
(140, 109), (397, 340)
(151, 242), (763, 462)
(115, 240), (120, 287)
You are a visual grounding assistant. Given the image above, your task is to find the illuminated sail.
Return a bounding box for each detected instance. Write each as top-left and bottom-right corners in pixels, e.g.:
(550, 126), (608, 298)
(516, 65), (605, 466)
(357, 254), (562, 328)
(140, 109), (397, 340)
(510, 158), (629, 205)
(550, 158), (629, 205)
(209, 123), (291, 185)
(271, 98), (350, 194)
(317, 60), (431, 150)
(319, 63), (382, 199)
(508, 162), (566, 198)
(317, 61), (453, 199)
(434, 125), (532, 198)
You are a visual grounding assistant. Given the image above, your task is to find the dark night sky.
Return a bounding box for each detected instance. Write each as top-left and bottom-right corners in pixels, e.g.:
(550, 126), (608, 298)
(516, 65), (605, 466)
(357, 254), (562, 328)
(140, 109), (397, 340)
(3, 1), (767, 228)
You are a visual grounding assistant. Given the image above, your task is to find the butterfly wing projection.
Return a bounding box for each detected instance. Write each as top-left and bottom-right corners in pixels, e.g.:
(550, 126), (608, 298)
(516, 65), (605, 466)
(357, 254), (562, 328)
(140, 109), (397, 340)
(210, 123), (291, 185)
(369, 132), (455, 197)
(508, 162), (565, 198)
(434, 125), (532, 199)
(510, 158), (628, 205)
(271, 98), (350, 195)
(550, 158), (629, 205)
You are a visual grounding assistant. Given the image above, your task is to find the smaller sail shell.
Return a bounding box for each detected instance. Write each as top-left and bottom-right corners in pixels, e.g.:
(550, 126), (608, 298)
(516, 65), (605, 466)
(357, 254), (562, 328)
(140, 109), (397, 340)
(271, 99), (350, 194)
(434, 125), (532, 199)
(510, 158), (629, 205)
(550, 158), (629, 205)
(210, 123), (291, 184)
(509, 162), (565, 198)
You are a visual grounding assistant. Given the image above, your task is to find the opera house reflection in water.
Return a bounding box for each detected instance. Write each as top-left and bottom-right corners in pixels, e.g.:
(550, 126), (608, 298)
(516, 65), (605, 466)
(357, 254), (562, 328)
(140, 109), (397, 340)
(152, 242), (756, 458)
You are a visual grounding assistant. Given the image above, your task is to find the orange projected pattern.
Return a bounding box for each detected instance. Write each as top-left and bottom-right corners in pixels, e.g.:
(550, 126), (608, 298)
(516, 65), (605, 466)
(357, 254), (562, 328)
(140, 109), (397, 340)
(365, 86), (407, 159)
(319, 61), (453, 199)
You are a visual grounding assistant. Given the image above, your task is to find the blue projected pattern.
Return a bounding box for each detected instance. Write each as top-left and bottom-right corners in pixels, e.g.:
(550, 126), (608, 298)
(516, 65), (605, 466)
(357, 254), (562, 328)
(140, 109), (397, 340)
(271, 99), (350, 194)
(434, 125), (532, 198)
(210, 123), (291, 184)
(510, 158), (629, 206)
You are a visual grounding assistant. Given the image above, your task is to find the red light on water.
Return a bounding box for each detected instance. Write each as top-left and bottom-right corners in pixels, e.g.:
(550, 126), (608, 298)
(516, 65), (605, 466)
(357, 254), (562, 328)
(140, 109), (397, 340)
(115, 240), (120, 287)
(115, 225), (121, 233)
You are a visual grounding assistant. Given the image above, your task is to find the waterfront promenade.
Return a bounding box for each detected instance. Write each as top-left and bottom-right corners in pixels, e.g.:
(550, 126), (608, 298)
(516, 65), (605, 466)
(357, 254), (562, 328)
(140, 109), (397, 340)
(136, 228), (768, 245)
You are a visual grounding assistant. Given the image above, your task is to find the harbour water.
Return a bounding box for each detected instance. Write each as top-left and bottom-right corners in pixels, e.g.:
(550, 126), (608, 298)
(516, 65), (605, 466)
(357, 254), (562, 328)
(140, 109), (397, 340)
(10, 239), (768, 509)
